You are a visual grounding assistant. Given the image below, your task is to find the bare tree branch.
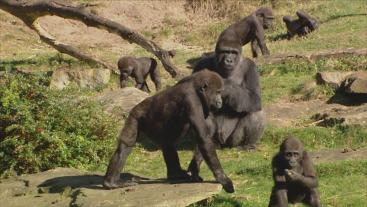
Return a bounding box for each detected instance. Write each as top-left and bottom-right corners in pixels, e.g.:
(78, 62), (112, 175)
(0, 0), (178, 77)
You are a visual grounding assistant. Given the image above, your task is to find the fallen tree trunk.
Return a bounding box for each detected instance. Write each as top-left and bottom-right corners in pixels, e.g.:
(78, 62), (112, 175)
(0, 0), (177, 77)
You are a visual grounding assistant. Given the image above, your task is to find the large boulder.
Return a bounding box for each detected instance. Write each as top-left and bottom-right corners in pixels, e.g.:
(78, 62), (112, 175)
(50, 68), (110, 89)
(0, 168), (221, 207)
(342, 71), (367, 94)
(315, 71), (354, 89)
(94, 87), (149, 121)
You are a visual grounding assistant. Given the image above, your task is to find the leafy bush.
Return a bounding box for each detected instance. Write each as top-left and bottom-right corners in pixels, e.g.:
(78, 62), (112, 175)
(0, 72), (118, 177)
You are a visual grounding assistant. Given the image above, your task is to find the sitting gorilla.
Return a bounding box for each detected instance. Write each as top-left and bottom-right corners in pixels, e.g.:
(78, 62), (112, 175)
(268, 136), (321, 207)
(283, 10), (318, 39)
(217, 7), (274, 58)
(189, 35), (266, 184)
(117, 56), (161, 92)
(104, 70), (236, 193)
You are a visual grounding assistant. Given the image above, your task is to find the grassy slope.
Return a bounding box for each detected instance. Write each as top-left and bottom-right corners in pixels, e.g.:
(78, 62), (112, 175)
(123, 1), (367, 206)
(1, 0), (367, 206)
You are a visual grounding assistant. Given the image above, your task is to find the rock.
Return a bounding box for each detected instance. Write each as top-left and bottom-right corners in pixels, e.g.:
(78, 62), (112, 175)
(0, 168), (221, 207)
(342, 71), (367, 94)
(315, 71), (354, 89)
(50, 68), (110, 89)
(95, 87), (149, 121)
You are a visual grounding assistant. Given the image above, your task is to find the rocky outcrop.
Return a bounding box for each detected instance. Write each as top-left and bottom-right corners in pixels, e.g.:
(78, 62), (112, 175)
(315, 71), (354, 89)
(50, 68), (111, 89)
(94, 87), (149, 121)
(0, 168), (221, 207)
(342, 71), (367, 94)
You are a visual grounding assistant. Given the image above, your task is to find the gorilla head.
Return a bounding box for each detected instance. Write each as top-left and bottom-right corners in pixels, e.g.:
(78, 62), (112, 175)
(194, 69), (223, 111)
(255, 7), (274, 29)
(215, 34), (242, 77)
(280, 136), (304, 169)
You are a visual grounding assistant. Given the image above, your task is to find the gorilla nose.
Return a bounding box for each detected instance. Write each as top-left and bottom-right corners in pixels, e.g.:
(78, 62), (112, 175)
(216, 99), (222, 108)
(224, 58), (233, 65)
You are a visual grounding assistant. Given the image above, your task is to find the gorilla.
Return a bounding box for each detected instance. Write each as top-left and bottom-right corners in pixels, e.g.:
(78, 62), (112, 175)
(217, 7), (274, 58)
(283, 10), (318, 39)
(189, 35), (266, 185)
(103, 70), (236, 193)
(268, 136), (321, 207)
(117, 56), (161, 92)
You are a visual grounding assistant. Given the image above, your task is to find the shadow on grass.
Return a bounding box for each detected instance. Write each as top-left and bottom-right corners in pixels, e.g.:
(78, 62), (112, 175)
(321, 13), (367, 24)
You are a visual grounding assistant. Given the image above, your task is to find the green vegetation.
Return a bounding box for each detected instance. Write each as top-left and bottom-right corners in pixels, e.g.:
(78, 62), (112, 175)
(0, 72), (118, 177)
(0, 0), (366, 206)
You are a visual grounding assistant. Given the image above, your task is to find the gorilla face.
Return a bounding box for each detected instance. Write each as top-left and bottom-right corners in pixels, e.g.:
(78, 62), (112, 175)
(284, 150), (302, 169)
(209, 88), (223, 110)
(120, 72), (130, 88)
(263, 16), (274, 29)
(216, 46), (241, 73)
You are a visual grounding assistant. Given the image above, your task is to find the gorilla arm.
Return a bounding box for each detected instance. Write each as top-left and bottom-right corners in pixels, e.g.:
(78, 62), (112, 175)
(186, 94), (234, 193)
(285, 151), (318, 188)
(223, 62), (261, 113)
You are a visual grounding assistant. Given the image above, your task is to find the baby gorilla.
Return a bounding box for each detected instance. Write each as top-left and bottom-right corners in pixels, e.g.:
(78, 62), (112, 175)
(268, 136), (321, 207)
(118, 56), (161, 92)
(104, 70), (235, 193)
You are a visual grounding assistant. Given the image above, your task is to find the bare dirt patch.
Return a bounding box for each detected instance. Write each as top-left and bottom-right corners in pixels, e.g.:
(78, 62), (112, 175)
(310, 148), (367, 164)
(265, 99), (367, 127)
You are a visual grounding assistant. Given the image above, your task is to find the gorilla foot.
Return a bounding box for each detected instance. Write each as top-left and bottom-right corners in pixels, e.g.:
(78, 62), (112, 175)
(103, 179), (137, 189)
(218, 177), (235, 193)
(190, 174), (204, 182)
(167, 170), (193, 182)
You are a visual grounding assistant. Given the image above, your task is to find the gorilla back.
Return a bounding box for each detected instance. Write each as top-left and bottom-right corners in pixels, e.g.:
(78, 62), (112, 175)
(104, 69), (236, 193)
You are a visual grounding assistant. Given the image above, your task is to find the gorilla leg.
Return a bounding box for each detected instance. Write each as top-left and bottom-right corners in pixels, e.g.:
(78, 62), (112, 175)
(268, 188), (288, 207)
(149, 59), (161, 91)
(187, 146), (204, 182)
(162, 145), (191, 181)
(230, 110), (266, 151)
(104, 117), (138, 189)
(188, 116), (216, 181)
(135, 81), (150, 92)
(304, 189), (321, 207)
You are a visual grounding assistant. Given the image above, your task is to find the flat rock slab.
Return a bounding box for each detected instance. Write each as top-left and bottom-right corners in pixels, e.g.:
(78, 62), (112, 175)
(0, 168), (221, 207)
(310, 148), (367, 164)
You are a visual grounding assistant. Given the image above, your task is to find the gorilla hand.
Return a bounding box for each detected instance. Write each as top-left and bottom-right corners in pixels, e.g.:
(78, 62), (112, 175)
(285, 169), (302, 181)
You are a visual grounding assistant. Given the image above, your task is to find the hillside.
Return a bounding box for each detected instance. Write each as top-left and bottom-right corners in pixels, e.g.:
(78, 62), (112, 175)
(0, 0), (366, 206)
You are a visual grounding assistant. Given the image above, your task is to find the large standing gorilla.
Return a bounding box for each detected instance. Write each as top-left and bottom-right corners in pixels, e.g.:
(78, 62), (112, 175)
(189, 36), (266, 182)
(104, 70), (236, 193)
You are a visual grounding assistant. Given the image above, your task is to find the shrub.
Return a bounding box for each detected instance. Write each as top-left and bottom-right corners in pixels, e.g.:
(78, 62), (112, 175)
(0, 72), (118, 177)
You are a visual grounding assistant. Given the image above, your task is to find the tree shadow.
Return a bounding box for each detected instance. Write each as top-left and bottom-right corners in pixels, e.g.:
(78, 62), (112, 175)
(38, 173), (217, 194)
(322, 13), (367, 23)
(327, 91), (367, 106)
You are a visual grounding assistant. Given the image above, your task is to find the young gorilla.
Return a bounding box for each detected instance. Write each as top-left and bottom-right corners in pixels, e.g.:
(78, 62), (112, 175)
(283, 10), (318, 40)
(104, 70), (235, 193)
(217, 7), (274, 58)
(189, 36), (266, 186)
(268, 136), (321, 207)
(117, 56), (161, 92)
